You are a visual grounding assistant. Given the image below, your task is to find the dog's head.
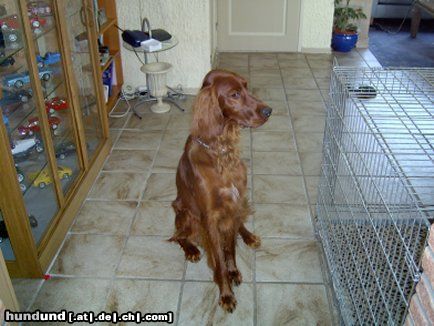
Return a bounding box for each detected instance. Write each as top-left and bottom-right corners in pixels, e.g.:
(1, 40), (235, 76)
(191, 69), (272, 140)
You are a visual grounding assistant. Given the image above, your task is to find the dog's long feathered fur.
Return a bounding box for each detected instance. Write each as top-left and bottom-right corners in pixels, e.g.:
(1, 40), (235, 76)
(170, 69), (271, 312)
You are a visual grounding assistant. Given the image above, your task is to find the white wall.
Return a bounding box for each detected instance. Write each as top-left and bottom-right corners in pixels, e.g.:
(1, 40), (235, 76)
(116, 0), (213, 93)
(299, 0), (334, 53)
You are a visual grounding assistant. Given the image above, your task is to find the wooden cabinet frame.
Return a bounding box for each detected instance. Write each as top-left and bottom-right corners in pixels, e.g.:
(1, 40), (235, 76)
(0, 0), (112, 277)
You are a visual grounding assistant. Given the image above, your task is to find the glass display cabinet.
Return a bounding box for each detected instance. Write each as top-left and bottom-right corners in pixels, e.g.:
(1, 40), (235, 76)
(0, 0), (111, 277)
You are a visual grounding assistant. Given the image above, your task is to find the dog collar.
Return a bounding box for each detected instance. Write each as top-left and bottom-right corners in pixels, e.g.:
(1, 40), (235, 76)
(194, 137), (210, 150)
(194, 137), (227, 154)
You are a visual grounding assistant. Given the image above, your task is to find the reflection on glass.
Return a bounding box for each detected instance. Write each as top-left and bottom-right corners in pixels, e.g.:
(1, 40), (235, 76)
(0, 209), (15, 260)
(65, 1), (103, 163)
(29, 0), (82, 196)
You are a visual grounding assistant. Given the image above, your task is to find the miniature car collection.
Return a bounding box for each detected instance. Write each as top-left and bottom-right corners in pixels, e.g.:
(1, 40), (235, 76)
(4, 69), (52, 88)
(18, 115), (61, 136)
(36, 51), (60, 67)
(55, 141), (76, 160)
(45, 96), (67, 113)
(30, 165), (72, 188)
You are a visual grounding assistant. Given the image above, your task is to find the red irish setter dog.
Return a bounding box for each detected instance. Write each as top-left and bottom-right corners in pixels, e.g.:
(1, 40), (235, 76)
(170, 69), (272, 312)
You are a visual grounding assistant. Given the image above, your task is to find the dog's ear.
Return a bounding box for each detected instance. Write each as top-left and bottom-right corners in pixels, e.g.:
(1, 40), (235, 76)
(190, 85), (224, 141)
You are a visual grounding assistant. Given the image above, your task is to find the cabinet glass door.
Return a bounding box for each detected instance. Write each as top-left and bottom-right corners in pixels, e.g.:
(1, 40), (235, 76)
(1, 0), (61, 246)
(27, 0), (83, 196)
(65, 0), (104, 163)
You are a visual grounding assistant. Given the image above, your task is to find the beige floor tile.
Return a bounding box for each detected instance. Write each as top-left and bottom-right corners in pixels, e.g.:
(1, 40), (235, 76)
(125, 113), (170, 131)
(219, 55), (249, 67)
(250, 70), (281, 78)
(260, 100), (289, 116)
(296, 132), (324, 152)
(153, 148), (182, 173)
(160, 129), (190, 151)
(103, 149), (155, 172)
(130, 201), (175, 236)
(250, 59), (279, 70)
(109, 129), (121, 142)
(289, 101), (326, 117)
(89, 172), (148, 200)
(71, 201), (137, 235)
(186, 240), (254, 282)
(278, 59), (310, 69)
(256, 283), (332, 326)
(316, 77), (331, 90)
(31, 278), (110, 318)
(286, 89), (324, 103)
(254, 204), (314, 238)
(109, 112), (131, 129)
(305, 176), (320, 205)
(252, 131), (295, 152)
(311, 68), (332, 79)
(252, 151), (301, 175)
(258, 114), (291, 131)
(253, 175), (307, 204)
(106, 279), (181, 320)
(283, 76), (318, 90)
(167, 113), (192, 130)
(299, 152), (323, 176)
(114, 130), (162, 150)
(143, 173), (177, 201)
(50, 234), (125, 276)
(277, 53), (306, 60)
(178, 282), (254, 325)
(251, 87), (286, 101)
(12, 278), (43, 311)
(292, 115), (325, 133)
(281, 67), (314, 78)
(217, 64), (249, 76)
(256, 238), (323, 282)
(250, 75), (284, 88)
(116, 236), (185, 279)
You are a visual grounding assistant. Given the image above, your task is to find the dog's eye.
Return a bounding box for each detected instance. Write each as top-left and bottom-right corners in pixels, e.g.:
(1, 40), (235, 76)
(230, 91), (241, 99)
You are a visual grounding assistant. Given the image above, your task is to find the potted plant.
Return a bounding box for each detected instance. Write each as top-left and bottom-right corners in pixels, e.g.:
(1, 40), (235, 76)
(332, 0), (367, 52)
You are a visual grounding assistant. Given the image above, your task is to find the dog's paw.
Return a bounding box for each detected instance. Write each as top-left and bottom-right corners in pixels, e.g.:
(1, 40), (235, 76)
(219, 294), (237, 313)
(184, 246), (201, 263)
(229, 269), (243, 286)
(244, 233), (261, 249)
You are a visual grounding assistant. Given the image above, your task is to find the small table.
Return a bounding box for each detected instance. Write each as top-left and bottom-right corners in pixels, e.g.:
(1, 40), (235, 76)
(411, 0), (434, 38)
(123, 36), (186, 117)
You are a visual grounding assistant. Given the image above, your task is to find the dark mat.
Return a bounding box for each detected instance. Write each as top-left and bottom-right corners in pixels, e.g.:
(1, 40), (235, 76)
(369, 19), (434, 67)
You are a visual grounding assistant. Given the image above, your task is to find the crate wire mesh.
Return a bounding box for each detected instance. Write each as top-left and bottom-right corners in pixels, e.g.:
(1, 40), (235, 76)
(316, 67), (433, 325)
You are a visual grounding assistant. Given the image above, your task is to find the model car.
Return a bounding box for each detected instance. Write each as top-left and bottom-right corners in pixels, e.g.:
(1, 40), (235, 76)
(4, 69), (52, 88)
(55, 141), (76, 159)
(30, 165), (72, 188)
(0, 53), (15, 67)
(27, 1), (52, 16)
(2, 29), (21, 48)
(36, 51), (61, 67)
(18, 115), (61, 136)
(29, 16), (46, 30)
(45, 96), (67, 113)
(0, 15), (20, 30)
(0, 88), (32, 107)
(11, 138), (43, 162)
(15, 165), (26, 192)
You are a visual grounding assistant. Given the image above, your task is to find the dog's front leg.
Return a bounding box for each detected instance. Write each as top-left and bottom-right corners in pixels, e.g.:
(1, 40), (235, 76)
(205, 216), (237, 313)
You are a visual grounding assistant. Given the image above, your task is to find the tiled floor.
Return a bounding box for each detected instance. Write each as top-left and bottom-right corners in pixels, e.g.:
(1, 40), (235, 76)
(13, 49), (381, 325)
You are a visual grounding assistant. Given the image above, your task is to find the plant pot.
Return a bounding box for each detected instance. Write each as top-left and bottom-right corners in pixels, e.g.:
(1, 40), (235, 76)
(331, 32), (358, 52)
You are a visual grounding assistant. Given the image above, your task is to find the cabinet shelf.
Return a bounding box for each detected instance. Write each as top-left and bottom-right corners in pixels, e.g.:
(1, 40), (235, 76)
(99, 18), (116, 35)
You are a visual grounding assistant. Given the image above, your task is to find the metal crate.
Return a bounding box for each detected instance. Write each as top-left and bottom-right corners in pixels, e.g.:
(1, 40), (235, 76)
(316, 67), (433, 325)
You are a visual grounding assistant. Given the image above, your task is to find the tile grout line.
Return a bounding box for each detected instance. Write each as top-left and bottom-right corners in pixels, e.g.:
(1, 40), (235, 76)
(248, 52), (259, 326)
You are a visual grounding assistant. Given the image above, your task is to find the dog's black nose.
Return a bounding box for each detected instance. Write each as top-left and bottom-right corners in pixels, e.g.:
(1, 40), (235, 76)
(260, 107), (272, 118)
